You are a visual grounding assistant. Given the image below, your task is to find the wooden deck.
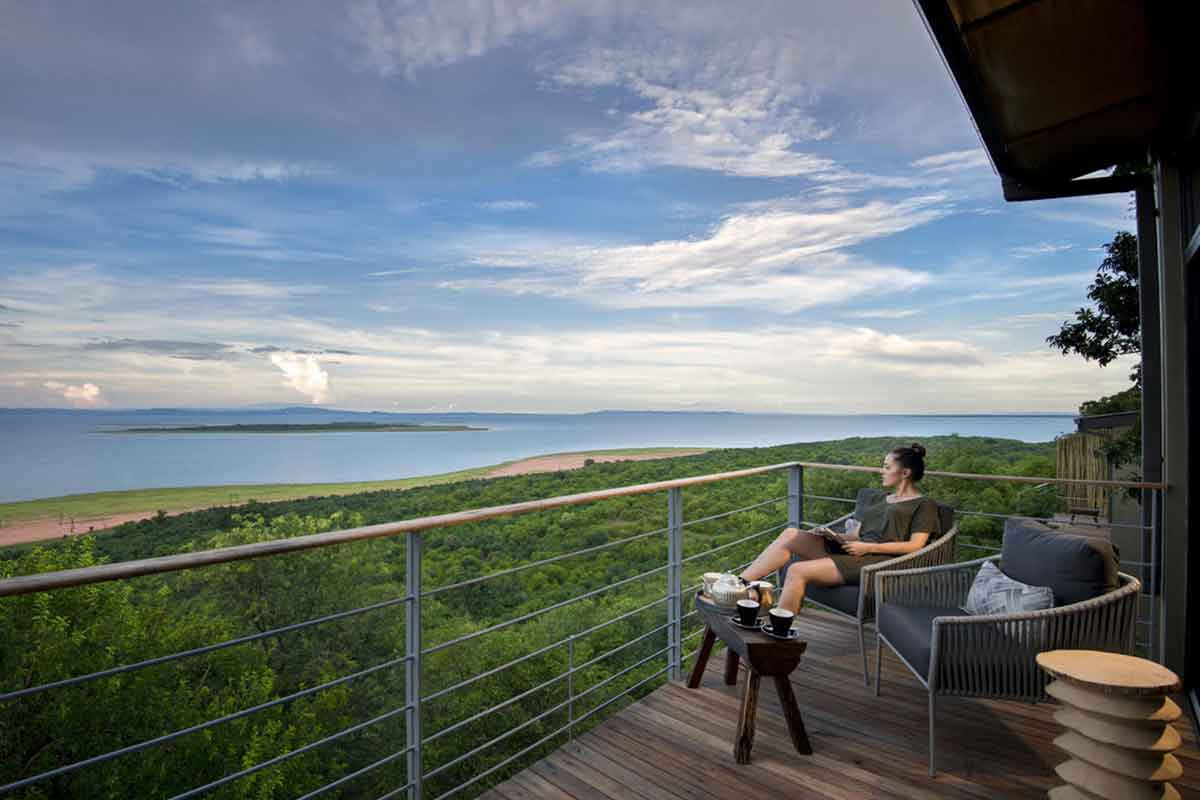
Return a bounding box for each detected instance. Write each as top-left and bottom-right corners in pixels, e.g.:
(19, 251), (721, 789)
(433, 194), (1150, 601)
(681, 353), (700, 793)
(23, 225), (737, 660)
(482, 609), (1200, 800)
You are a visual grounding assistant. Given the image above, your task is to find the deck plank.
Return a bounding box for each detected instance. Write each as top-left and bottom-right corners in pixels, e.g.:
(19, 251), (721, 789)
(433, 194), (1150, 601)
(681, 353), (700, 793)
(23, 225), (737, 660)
(480, 610), (1199, 800)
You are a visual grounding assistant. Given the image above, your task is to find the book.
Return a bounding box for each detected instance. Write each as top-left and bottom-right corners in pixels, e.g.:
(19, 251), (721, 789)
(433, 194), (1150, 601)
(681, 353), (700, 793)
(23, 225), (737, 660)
(812, 525), (848, 545)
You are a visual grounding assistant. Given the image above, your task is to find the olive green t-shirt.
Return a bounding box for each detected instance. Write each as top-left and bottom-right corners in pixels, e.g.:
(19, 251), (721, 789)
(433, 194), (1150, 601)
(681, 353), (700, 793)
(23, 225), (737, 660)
(857, 495), (941, 543)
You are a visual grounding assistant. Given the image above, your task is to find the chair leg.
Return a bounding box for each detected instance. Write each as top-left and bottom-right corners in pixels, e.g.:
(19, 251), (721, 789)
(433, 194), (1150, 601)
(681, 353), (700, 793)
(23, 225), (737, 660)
(927, 691), (936, 777)
(874, 637), (883, 696)
(858, 620), (870, 686)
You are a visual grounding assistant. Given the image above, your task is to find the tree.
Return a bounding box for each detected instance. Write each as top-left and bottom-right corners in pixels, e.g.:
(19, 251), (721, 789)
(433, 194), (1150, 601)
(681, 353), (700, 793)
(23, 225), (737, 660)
(1046, 231), (1141, 384)
(1047, 231), (1143, 473)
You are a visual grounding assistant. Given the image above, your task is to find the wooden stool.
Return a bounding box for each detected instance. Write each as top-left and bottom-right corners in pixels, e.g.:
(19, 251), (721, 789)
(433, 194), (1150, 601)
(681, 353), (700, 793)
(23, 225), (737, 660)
(1037, 649), (1183, 800)
(687, 593), (812, 764)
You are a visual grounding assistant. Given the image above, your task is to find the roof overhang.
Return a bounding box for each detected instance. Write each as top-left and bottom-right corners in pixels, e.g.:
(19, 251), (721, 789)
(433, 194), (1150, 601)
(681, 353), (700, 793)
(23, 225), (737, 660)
(914, 0), (1191, 200)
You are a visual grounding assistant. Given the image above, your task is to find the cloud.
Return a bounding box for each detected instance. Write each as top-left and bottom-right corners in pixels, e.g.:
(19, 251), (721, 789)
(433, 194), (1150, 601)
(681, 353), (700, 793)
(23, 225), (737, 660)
(964, 271), (1093, 301)
(442, 193), (948, 311)
(194, 225), (276, 248)
(251, 345), (355, 356)
(1005, 311), (1073, 327)
(180, 279), (321, 299)
(43, 380), (103, 407)
(82, 338), (238, 361)
(269, 352), (331, 404)
(367, 268), (424, 277)
(911, 149), (991, 174)
(528, 65), (838, 177)
(1010, 242), (1074, 259)
(845, 309), (922, 319)
(3, 148), (323, 196)
(1033, 195), (1134, 230)
(347, 0), (582, 78)
(477, 200), (538, 212)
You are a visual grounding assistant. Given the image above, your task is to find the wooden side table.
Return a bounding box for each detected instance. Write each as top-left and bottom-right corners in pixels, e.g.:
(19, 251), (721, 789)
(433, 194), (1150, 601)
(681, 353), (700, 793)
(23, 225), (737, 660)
(687, 592), (812, 764)
(1037, 649), (1183, 800)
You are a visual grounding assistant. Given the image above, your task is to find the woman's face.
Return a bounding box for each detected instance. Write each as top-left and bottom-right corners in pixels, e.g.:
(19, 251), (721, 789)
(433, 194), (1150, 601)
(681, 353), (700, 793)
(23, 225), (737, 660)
(881, 452), (909, 488)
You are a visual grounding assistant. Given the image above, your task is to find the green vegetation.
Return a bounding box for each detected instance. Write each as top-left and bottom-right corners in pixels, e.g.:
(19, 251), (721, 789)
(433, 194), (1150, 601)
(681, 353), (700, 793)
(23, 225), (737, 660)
(0, 436), (1057, 798)
(0, 448), (701, 527)
(1049, 229), (1144, 476)
(114, 422), (487, 434)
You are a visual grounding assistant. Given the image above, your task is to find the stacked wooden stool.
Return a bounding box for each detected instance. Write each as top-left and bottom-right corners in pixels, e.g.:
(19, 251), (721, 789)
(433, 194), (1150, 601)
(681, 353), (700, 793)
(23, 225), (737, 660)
(1037, 649), (1183, 800)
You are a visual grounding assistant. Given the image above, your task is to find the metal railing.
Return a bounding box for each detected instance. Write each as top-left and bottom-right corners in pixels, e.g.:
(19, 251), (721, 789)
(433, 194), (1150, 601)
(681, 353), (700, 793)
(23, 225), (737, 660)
(0, 461), (1166, 799)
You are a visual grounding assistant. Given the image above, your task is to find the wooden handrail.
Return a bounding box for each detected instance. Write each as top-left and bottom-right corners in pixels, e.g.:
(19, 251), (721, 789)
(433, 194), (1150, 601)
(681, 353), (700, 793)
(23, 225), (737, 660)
(0, 463), (794, 597)
(0, 460), (1166, 597)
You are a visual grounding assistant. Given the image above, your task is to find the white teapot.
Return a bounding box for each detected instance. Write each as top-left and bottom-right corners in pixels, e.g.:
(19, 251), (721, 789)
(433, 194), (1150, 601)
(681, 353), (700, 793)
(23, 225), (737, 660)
(708, 574), (749, 607)
(708, 573), (774, 609)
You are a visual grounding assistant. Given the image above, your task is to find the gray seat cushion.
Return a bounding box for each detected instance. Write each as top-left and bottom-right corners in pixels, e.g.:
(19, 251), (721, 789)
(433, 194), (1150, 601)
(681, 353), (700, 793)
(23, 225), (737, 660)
(1002, 518), (1119, 606)
(807, 583), (860, 616)
(877, 603), (970, 679)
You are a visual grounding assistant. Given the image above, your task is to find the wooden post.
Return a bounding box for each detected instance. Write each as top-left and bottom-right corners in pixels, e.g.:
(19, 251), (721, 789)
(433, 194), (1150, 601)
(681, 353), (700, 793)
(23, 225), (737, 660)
(774, 675), (813, 755)
(734, 670), (761, 764)
(724, 649), (739, 686)
(686, 627), (717, 689)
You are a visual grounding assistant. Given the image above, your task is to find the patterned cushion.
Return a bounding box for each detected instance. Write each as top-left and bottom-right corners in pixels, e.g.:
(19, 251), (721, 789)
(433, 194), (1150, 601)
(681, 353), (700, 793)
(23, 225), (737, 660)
(964, 560), (1054, 615)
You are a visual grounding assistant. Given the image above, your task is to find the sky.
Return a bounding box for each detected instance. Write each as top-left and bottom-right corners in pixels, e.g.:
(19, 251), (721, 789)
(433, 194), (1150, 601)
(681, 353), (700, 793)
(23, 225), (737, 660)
(0, 1), (1139, 413)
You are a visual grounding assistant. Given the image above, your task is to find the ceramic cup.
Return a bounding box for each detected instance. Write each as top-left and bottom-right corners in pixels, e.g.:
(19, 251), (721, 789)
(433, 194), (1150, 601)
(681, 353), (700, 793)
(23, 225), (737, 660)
(768, 607), (794, 636)
(736, 598), (760, 626)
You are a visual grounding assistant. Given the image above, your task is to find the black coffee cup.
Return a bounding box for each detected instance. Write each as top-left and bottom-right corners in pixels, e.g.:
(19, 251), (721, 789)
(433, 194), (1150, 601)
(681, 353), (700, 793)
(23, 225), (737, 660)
(736, 599), (759, 626)
(768, 607), (794, 636)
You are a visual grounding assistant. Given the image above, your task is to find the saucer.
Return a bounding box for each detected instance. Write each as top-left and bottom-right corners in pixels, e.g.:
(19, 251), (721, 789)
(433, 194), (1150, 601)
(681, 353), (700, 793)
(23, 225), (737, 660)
(728, 615), (763, 630)
(758, 623), (800, 641)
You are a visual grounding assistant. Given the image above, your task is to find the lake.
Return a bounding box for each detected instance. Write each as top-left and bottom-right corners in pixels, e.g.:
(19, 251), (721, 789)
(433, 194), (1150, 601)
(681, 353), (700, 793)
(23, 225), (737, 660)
(0, 407), (1076, 503)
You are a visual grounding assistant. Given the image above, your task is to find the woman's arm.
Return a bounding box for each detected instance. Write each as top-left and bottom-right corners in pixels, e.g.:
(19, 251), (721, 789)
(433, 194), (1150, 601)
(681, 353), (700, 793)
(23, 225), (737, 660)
(842, 532), (930, 557)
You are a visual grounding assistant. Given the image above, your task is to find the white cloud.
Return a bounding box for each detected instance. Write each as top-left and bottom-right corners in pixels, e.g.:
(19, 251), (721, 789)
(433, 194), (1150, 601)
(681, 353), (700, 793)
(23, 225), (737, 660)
(43, 380), (103, 407)
(911, 149), (991, 174)
(367, 269), (424, 277)
(1033, 195), (1134, 231)
(961, 271), (1094, 302)
(1010, 242), (1074, 259)
(269, 352), (330, 404)
(441, 194), (948, 311)
(529, 67), (837, 178)
(845, 309), (922, 319)
(194, 226), (276, 248)
(1006, 311), (1072, 326)
(180, 279), (322, 299)
(477, 200), (539, 212)
(348, 0), (580, 78)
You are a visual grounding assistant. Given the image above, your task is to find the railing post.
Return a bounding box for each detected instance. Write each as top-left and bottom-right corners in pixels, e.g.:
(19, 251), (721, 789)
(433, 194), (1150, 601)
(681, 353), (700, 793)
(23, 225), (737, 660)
(567, 636), (576, 744)
(667, 487), (683, 681)
(406, 532), (423, 800)
(788, 464), (803, 528)
(780, 465), (803, 587)
(1150, 488), (1162, 663)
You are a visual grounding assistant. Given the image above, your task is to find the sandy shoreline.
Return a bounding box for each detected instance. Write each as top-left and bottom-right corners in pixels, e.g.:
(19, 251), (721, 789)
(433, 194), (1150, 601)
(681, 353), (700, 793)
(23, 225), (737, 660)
(0, 449), (705, 548)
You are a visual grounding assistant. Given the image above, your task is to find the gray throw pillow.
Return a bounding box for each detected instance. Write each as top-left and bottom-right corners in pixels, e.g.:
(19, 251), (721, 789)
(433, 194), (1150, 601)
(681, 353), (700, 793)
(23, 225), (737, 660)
(964, 561), (1054, 616)
(1001, 518), (1119, 605)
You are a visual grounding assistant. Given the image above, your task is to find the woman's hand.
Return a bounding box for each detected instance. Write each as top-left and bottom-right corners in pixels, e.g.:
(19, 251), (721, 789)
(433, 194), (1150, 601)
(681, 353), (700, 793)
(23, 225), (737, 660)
(842, 540), (875, 556)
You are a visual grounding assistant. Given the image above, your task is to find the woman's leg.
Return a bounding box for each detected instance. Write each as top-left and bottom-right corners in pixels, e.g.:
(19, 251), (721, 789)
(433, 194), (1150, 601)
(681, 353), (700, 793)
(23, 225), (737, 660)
(739, 526), (827, 583)
(777, 558), (844, 614)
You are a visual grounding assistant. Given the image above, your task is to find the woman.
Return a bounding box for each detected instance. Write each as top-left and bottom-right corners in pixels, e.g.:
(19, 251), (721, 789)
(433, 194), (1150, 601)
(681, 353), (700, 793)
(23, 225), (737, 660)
(740, 443), (941, 614)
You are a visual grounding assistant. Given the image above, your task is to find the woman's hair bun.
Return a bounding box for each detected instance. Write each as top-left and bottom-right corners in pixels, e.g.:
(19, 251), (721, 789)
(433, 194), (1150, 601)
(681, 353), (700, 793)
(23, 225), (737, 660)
(890, 442), (927, 481)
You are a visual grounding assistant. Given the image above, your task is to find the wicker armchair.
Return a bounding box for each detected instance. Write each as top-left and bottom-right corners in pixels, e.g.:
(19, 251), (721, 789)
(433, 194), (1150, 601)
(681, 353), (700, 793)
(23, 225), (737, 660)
(875, 556), (1141, 776)
(796, 488), (958, 685)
